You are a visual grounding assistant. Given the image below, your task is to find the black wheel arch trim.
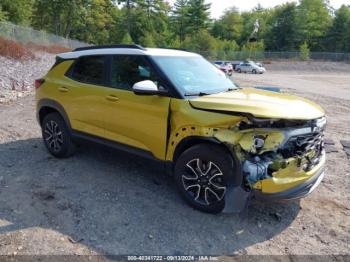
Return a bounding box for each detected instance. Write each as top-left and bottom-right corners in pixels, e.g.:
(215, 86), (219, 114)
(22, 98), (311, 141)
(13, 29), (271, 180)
(173, 136), (243, 187)
(37, 99), (72, 131)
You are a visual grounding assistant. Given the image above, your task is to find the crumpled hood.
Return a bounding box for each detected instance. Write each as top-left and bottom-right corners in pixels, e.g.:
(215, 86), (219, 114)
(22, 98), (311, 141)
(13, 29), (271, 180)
(189, 88), (325, 120)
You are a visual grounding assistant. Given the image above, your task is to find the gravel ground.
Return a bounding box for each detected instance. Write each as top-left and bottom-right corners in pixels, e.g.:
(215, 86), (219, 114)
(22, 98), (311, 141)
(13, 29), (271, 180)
(0, 59), (349, 257)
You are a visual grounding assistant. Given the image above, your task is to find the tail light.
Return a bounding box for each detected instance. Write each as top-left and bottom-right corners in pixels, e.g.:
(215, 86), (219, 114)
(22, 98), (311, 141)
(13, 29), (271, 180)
(35, 79), (45, 89)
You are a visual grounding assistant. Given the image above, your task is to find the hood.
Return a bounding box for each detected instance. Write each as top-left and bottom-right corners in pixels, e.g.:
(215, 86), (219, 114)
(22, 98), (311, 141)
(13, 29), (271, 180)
(189, 88), (325, 120)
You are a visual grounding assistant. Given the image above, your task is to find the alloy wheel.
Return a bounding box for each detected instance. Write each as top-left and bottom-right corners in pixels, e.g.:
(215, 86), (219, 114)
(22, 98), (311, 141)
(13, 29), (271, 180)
(44, 120), (63, 153)
(182, 158), (226, 206)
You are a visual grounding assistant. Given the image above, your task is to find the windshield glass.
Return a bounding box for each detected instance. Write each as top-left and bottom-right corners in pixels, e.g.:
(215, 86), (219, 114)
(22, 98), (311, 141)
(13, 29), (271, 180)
(152, 55), (237, 96)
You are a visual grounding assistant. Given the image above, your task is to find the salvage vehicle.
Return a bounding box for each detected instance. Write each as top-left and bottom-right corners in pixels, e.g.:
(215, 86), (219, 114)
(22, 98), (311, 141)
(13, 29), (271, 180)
(35, 45), (326, 213)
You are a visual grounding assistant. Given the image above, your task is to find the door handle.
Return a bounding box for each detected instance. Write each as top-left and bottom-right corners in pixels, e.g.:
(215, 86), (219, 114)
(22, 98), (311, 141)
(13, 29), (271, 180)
(58, 86), (69, 93)
(106, 95), (119, 102)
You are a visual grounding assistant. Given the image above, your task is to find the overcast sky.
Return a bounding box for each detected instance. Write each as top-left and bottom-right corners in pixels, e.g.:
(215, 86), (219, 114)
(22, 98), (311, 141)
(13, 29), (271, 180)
(167, 0), (349, 18)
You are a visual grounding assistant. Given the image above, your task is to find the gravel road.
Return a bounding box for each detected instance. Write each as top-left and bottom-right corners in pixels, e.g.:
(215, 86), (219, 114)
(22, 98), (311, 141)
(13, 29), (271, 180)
(0, 63), (349, 257)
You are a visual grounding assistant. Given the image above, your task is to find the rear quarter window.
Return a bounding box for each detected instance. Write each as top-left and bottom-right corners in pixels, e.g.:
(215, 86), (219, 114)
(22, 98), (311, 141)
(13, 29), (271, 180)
(70, 55), (105, 85)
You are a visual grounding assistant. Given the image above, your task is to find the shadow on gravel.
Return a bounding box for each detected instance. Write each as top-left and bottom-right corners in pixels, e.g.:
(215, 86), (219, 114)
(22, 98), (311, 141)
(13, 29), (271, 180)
(0, 138), (301, 255)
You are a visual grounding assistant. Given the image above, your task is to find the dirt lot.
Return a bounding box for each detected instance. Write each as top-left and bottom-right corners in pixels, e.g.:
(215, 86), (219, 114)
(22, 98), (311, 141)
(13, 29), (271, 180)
(0, 62), (349, 258)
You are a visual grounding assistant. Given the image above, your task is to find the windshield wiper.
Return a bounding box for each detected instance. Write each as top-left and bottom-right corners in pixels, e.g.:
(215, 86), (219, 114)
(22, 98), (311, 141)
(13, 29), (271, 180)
(184, 92), (211, 97)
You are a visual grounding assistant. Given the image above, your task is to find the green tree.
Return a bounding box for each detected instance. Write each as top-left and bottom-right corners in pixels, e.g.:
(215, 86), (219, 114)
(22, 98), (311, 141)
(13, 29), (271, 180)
(121, 32), (134, 43)
(32, 0), (89, 38)
(264, 3), (298, 51)
(300, 41), (310, 60)
(186, 0), (211, 34)
(216, 39), (239, 59)
(239, 6), (271, 46)
(211, 7), (242, 42)
(117, 0), (140, 34)
(182, 29), (217, 58)
(170, 0), (190, 42)
(138, 0), (170, 46)
(0, 0), (33, 25)
(168, 36), (181, 48)
(326, 5), (350, 52)
(297, 0), (332, 50)
(77, 0), (118, 44)
(139, 32), (156, 47)
(0, 6), (8, 21)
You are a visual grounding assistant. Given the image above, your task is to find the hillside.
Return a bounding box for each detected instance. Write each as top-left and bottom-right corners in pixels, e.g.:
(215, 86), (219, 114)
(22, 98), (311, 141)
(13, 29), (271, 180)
(0, 38), (58, 103)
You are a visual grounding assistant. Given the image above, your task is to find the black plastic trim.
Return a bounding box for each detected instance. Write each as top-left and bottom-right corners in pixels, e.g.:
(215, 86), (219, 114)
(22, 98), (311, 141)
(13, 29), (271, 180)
(71, 130), (161, 162)
(172, 136), (243, 186)
(37, 99), (72, 130)
(50, 56), (73, 71)
(73, 44), (146, 52)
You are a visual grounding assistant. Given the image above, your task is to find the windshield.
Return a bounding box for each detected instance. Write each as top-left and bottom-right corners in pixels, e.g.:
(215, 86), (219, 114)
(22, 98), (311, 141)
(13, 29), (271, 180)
(152, 55), (237, 96)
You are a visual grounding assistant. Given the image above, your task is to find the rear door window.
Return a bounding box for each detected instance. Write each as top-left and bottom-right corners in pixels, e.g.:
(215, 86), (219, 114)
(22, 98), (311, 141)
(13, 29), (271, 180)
(71, 56), (105, 85)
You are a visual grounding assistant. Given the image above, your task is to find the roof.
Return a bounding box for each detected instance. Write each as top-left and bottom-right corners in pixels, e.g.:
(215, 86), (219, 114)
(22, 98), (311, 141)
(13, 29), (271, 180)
(58, 47), (200, 60)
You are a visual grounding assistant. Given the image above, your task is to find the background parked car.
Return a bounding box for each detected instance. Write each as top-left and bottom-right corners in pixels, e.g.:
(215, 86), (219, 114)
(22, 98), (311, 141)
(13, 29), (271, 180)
(236, 60), (266, 74)
(230, 61), (240, 71)
(213, 61), (233, 76)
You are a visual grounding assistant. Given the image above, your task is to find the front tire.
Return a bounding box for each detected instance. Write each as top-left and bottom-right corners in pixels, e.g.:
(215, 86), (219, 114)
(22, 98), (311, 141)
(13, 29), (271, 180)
(252, 69), (257, 74)
(174, 143), (234, 213)
(237, 68), (241, 73)
(41, 112), (75, 158)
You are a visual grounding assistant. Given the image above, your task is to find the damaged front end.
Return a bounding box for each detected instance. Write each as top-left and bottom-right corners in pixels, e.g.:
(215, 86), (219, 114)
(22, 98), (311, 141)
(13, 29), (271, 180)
(216, 116), (326, 211)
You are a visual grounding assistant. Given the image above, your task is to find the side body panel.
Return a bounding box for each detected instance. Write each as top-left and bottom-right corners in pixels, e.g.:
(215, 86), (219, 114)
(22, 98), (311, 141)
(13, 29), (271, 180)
(103, 88), (171, 160)
(36, 60), (108, 138)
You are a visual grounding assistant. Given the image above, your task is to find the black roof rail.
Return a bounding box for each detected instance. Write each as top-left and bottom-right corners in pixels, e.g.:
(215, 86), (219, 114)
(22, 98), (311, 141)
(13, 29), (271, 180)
(157, 47), (188, 52)
(73, 44), (146, 52)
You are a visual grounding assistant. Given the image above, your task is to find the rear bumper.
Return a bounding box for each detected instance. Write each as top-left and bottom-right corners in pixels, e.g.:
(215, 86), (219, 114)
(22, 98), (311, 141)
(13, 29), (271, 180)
(254, 166), (325, 201)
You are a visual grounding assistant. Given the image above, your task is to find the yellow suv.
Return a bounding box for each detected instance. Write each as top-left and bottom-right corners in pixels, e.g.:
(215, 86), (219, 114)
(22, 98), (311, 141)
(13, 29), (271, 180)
(36, 45), (326, 213)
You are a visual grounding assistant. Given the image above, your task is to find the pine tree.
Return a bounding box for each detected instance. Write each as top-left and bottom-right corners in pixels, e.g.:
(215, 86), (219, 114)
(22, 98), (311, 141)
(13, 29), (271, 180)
(264, 3), (298, 51)
(171, 0), (189, 42)
(326, 5), (350, 52)
(186, 0), (211, 34)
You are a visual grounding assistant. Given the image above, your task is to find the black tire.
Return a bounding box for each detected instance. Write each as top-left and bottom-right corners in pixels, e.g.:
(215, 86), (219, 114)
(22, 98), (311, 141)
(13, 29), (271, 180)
(228, 71), (233, 76)
(41, 112), (75, 158)
(237, 68), (241, 73)
(174, 143), (234, 213)
(252, 69), (257, 74)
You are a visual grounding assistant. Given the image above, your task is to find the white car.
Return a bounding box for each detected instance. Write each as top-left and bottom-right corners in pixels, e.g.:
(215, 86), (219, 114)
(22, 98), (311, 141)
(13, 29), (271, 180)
(236, 61), (266, 74)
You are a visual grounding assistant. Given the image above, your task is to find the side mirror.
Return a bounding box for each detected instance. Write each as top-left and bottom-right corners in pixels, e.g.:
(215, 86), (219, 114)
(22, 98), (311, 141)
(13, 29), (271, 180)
(132, 80), (166, 95)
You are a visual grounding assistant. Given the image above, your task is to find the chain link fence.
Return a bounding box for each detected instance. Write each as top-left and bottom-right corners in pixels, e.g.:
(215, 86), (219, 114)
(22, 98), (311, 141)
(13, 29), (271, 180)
(0, 22), (89, 49)
(199, 51), (350, 62)
(1, 21), (349, 61)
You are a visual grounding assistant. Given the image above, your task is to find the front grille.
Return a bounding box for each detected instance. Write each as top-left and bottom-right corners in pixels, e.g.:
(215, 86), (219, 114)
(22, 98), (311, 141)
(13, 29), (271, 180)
(280, 131), (325, 171)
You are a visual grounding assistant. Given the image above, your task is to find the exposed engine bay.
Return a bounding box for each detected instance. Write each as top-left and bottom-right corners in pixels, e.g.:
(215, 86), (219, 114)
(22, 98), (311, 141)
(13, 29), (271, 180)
(236, 117), (326, 188)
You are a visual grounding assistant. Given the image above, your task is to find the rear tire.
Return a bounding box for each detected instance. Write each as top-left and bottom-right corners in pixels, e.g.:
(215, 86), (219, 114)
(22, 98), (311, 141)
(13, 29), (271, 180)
(174, 143), (234, 213)
(237, 69), (241, 73)
(41, 112), (75, 158)
(252, 69), (257, 74)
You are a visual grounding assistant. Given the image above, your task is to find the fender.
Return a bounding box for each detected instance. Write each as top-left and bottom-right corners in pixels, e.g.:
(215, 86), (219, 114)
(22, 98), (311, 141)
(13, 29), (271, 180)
(36, 99), (72, 131)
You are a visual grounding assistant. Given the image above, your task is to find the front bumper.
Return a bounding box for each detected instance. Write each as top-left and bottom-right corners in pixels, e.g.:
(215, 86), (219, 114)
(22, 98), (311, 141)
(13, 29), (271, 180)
(254, 166), (325, 201)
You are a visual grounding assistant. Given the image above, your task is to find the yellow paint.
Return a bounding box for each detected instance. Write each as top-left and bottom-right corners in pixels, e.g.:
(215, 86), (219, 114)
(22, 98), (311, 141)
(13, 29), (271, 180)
(190, 88), (325, 120)
(238, 130), (285, 154)
(254, 153), (326, 193)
